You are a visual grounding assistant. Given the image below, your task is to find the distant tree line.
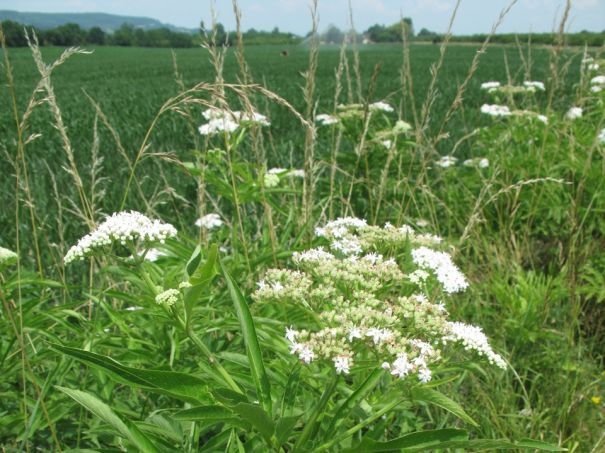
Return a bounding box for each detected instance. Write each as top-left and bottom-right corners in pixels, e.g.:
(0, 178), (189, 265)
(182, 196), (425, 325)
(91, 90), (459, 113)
(2, 17), (603, 48)
(0, 20), (197, 47)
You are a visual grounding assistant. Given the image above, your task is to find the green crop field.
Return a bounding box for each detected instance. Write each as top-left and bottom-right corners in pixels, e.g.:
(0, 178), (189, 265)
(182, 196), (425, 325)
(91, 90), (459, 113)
(1, 35), (604, 452)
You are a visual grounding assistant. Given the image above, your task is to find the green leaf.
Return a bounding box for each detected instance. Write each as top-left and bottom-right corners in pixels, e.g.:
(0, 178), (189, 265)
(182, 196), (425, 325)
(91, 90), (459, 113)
(327, 369), (384, 435)
(231, 403), (275, 442)
(212, 388), (250, 407)
(350, 428), (468, 452)
(516, 439), (567, 451)
(411, 387), (478, 427)
(184, 244), (219, 324)
(275, 415), (302, 446)
(220, 261), (272, 415)
(185, 244), (203, 277)
(57, 386), (159, 453)
(173, 405), (234, 421)
(52, 344), (207, 404)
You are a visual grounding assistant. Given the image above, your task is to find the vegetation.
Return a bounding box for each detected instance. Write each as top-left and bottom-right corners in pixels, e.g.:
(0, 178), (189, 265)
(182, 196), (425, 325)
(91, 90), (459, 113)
(1, 2), (604, 451)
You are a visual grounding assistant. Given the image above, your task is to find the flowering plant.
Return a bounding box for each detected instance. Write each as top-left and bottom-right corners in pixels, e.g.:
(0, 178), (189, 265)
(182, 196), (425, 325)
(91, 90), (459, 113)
(254, 218), (506, 384)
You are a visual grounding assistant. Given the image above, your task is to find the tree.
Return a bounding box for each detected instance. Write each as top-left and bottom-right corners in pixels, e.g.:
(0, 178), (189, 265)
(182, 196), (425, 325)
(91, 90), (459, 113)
(111, 23), (135, 46)
(0, 20), (28, 47)
(87, 26), (106, 45)
(323, 24), (344, 44)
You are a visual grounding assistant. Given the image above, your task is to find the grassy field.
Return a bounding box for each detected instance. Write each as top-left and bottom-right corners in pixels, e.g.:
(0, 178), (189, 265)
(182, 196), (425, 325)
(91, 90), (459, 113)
(1, 35), (604, 451)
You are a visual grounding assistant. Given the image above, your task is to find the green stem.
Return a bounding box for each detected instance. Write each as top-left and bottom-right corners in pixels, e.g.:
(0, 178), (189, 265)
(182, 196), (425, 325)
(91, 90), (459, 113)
(135, 256), (243, 395)
(315, 397), (406, 452)
(293, 372), (339, 452)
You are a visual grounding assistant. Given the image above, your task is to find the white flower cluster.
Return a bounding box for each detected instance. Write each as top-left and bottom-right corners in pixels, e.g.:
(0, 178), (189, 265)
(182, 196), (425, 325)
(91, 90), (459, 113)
(0, 246), (18, 267)
(199, 108), (270, 135)
(463, 157), (489, 169)
(253, 219), (505, 382)
(481, 104), (511, 117)
(316, 113), (339, 126)
(480, 81), (500, 92)
(195, 213), (224, 230)
(369, 101), (394, 113)
(436, 156), (458, 168)
(264, 168), (305, 187)
(591, 75), (605, 93)
(64, 211), (177, 264)
(598, 128), (605, 144)
(155, 288), (180, 307)
(442, 322), (506, 369)
(565, 107), (583, 120)
(411, 246), (468, 294)
(523, 81), (545, 92)
(480, 81), (545, 94)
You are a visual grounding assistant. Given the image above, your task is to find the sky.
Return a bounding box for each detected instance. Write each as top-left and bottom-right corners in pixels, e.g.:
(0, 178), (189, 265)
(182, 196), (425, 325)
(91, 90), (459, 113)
(1, 0), (604, 35)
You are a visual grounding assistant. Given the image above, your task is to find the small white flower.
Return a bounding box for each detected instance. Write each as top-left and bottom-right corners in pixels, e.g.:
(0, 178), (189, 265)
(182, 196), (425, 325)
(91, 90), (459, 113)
(298, 345), (315, 363)
(478, 158), (489, 168)
(285, 326), (298, 342)
(333, 356), (351, 374)
(195, 213), (223, 230)
(331, 237), (363, 256)
(390, 353), (412, 378)
(417, 366), (432, 383)
(348, 326), (363, 342)
(536, 114), (548, 124)
(598, 128), (605, 144)
(565, 107), (583, 120)
(591, 85), (603, 93)
(588, 63), (599, 71)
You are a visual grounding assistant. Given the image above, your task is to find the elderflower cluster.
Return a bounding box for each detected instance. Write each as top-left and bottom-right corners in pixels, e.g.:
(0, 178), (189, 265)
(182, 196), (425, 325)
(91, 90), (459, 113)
(64, 211), (177, 264)
(565, 107), (583, 120)
(481, 104), (511, 117)
(480, 81), (501, 92)
(590, 75), (605, 93)
(369, 101), (394, 113)
(198, 108), (270, 135)
(253, 219), (506, 382)
(264, 168), (305, 187)
(522, 80), (545, 92)
(155, 288), (180, 307)
(195, 213), (224, 230)
(436, 155), (458, 168)
(0, 246), (18, 267)
(463, 157), (489, 169)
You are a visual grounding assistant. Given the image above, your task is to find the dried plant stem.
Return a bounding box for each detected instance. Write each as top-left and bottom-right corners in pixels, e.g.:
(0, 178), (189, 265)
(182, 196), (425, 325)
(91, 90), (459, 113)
(302, 0), (320, 238)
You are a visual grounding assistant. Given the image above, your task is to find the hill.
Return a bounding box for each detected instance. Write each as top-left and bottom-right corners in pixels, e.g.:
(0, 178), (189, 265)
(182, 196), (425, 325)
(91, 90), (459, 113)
(0, 10), (195, 33)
